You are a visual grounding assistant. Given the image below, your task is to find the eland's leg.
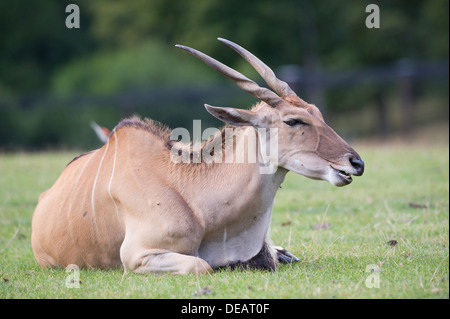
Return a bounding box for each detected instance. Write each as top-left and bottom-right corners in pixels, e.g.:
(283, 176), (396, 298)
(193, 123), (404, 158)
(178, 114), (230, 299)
(118, 188), (210, 275)
(121, 248), (212, 275)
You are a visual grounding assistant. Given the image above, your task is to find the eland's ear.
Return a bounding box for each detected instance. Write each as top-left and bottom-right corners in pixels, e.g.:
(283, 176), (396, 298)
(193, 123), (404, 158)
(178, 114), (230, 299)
(204, 104), (260, 127)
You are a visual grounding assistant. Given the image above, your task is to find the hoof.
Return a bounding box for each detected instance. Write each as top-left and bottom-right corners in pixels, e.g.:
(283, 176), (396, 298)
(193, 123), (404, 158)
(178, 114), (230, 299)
(274, 246), (300, 263)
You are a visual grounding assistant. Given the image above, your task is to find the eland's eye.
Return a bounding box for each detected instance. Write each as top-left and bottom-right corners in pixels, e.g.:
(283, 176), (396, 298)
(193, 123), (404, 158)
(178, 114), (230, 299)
(283, 119), (308, 127)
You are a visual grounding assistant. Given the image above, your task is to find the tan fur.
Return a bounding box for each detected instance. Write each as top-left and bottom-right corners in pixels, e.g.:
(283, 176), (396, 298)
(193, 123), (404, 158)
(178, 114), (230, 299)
(32, 118), (277, 273)
(31, 98), (362, 274)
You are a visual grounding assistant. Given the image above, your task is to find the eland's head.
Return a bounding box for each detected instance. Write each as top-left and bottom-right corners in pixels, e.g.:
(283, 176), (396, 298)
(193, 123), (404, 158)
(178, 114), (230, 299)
(176, 38), (364, 186)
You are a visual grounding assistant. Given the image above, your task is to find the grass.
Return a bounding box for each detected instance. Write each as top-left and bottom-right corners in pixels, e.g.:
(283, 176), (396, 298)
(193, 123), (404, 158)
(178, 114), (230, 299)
(0, 144), (448, 299)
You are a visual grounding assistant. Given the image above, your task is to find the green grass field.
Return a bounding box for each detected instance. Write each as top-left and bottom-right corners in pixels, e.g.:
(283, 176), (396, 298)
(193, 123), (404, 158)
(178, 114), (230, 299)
(0, 144), (448, 299)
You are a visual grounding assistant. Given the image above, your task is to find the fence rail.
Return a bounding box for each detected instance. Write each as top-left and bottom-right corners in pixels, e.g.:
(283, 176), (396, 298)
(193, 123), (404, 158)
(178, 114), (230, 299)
(279, 59), (449, 138)
(2, 59), (447, 109)
(0, 59), (448, 149)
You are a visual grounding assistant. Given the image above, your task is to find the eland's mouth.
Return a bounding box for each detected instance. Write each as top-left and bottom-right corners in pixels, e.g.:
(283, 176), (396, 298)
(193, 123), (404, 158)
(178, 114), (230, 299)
(337, 169), (353, 183)
(331, 166), (353, 186)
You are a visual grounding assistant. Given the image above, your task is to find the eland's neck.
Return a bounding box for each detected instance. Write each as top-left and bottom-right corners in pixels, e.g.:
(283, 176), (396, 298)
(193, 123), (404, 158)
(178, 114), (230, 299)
(169, 126), (287, 231)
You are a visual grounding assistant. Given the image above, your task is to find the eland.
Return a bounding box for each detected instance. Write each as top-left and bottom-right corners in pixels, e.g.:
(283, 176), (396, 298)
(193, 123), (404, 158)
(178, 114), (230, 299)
(31, 38), (364, 274)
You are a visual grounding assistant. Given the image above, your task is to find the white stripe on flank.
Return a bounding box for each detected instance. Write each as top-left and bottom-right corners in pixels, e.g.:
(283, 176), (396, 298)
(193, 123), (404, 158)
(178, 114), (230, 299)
(108, 133), (120, 222)
(91, 140), (109, 236)
(73, 152), (94, 189)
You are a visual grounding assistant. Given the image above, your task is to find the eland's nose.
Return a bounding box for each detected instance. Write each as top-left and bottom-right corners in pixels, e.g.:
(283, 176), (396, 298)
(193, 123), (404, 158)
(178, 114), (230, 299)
(349, 156), (364, 176)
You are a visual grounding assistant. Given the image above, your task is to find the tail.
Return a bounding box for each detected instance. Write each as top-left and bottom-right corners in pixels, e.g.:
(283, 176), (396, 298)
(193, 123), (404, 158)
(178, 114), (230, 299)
(90, 121), (110, 143)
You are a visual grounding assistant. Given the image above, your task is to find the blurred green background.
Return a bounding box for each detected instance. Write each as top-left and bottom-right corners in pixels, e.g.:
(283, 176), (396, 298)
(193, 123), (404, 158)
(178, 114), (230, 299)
(0, 0), (448, 150)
